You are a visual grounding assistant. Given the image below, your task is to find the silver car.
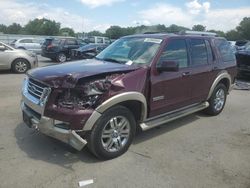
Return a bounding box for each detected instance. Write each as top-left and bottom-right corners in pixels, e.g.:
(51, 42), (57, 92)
(0, 42), (38, 73)
(14, 38), (42, 54)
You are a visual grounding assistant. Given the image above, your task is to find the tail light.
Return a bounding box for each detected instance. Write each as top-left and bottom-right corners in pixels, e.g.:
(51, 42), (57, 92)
(47, 44), (53, 50)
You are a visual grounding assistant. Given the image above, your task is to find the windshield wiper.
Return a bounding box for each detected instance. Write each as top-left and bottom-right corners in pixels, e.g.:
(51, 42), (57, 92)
(98, 57), (123, 64)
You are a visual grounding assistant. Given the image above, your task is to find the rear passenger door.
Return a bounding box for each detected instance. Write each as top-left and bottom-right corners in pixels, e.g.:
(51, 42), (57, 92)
(65, 39), (79, 56)
(187, 38), (214, 103)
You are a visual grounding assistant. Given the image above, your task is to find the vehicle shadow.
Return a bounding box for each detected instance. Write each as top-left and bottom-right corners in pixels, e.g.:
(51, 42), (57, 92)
(15, 112), (203, 166)
(134, 113), (201, 145)
(14, 122), (100, 168)
(0, 70), (13, 74)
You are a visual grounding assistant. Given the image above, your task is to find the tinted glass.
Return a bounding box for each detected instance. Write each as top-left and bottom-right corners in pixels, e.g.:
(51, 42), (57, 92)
(215, 39), (236, 62)
(190, 39), (208, 66)
(66, 39), (77, 45)
(97, 38), (104, 44)
(20, 39), (33, 43)
(159, 39), (188, 68)
(205, 40), (213, 63)
(89, 37), (95, 43)
(51, 39), (61, 46)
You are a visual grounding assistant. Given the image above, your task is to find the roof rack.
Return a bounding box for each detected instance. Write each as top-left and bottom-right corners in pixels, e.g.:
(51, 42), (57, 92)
(179, 30), (218, 37)
(143, 32), (161, 34)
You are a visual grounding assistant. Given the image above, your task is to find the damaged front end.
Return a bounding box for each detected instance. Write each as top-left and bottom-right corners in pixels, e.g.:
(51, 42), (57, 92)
(56, 74), (122, 111)
(21, 73), (126, 151)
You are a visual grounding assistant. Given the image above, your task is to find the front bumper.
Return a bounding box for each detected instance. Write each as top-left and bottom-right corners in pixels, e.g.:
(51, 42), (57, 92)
(21, 102), (87, 151)
(21, 77), (88, 151)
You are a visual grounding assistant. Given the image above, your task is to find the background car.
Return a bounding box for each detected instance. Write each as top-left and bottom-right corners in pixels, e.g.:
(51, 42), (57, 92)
(71, 43), (108, 60)
(235, 40), (249, 51)
(0, 42), (38, 73)
(41, 37), (84, 63)
(14, 38), (42, 54)
(236, 42), (250, 77)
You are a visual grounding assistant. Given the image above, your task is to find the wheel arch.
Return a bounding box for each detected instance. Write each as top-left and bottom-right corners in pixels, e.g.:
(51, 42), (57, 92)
(17, 46), (26, 50)
(83, 92), (147, 131)
(11, 58), (31, 69)
(96, 92), (147, 121)
(207, 71), (231, 100)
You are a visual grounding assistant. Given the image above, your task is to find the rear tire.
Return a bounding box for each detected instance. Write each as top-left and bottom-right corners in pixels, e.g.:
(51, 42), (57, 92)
(11, 58), (30, 73)
(205, 83), (227, 116)
(56, 53), (67, 63)
(87, 105), (136, 160)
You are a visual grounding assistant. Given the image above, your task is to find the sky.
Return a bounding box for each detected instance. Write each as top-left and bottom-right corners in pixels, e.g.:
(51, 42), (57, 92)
(0, 0), (250, 32)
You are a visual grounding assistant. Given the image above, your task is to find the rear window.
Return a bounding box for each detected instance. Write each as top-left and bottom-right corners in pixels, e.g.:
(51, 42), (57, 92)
(215, 39), (236, 62)
(43, 39), (53, 46)
(52, 39), (62, 46)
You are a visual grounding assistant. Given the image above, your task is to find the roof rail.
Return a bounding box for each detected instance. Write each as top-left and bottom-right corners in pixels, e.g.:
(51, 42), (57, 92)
(143, 32), (161, 34)
(179, 30), (218, 37)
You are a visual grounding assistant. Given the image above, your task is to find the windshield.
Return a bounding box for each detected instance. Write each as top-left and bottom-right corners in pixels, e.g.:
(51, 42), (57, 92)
(96, 37), (162, 65)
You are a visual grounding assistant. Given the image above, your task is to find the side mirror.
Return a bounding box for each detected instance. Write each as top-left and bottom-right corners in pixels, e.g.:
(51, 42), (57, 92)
(157, 61), (179, 72)
(0, 46), (6, 51)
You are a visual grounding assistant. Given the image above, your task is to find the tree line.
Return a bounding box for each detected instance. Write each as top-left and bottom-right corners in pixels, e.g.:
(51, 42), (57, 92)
(0, 17), (249, 41)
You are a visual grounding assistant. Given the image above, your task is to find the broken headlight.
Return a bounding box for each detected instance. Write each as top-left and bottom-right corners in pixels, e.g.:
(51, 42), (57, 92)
(57, 78), (112, 110)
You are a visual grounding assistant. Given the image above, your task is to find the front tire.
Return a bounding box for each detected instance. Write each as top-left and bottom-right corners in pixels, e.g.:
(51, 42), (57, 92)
(87, 105), (136, 160)
(12, 58), (30, 73)
(205, 83), (227, 116)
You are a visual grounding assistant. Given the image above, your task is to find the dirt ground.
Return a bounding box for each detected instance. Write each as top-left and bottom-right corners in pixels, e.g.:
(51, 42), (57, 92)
(0, 57), (250, 188)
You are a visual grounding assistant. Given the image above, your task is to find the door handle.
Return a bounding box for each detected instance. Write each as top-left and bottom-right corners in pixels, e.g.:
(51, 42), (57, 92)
(182, 72), (190, 76)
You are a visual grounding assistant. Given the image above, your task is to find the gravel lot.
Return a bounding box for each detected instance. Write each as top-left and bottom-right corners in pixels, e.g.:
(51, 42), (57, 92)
(0, 56), (250, 188)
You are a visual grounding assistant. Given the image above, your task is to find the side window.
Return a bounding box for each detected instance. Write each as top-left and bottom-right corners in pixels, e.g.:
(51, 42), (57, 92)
(214, 39), (236, 62)
(66, 39), (77, 45)
(158, 39), (188, 68)
(97, 37), (104, 44)
(205, 40), (214, 63)
(20, 39), (33, 43)
(190, 39), (208, 66)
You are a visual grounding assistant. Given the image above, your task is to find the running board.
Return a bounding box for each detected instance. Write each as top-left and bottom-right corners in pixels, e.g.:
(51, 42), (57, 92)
(140, 102), (209, 131)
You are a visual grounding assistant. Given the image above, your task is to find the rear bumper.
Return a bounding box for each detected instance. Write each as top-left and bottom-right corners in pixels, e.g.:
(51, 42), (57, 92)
(21, 102), (87, 151)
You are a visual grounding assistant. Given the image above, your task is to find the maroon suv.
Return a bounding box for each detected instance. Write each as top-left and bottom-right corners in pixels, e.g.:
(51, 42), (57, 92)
(21, 32), (237, 159)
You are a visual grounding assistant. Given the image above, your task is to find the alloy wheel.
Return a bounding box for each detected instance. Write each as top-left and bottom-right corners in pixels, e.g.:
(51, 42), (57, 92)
(101, 116), (131, 153)
(213, 88), (225, 111)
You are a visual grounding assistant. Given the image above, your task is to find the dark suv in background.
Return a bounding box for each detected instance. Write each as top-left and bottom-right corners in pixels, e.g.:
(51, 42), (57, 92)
(41, 37), (85, 63)
(21, 31), (236, 159)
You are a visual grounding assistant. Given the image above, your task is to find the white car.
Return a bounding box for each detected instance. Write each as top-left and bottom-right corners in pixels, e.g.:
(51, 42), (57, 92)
(14, 38), (42, 54)
(0, 42), (38, 73)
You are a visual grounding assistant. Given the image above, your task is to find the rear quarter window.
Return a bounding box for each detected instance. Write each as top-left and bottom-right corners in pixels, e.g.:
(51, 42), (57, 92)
(214, 39), (236, 62)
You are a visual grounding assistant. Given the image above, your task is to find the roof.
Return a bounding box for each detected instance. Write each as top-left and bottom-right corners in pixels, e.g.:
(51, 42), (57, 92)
(122, 32), (223, 40)
(122, 33), (177, 39)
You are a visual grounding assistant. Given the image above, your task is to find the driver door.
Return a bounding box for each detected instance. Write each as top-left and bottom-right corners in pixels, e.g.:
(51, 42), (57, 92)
(149, 38), (192, 117)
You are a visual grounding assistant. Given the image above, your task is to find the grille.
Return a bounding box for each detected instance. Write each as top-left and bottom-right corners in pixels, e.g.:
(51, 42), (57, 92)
(27, 78), (47, 100)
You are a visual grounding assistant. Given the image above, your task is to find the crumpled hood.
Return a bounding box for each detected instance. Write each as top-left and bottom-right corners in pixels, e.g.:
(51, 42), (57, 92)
(28, 59), (139, 88)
